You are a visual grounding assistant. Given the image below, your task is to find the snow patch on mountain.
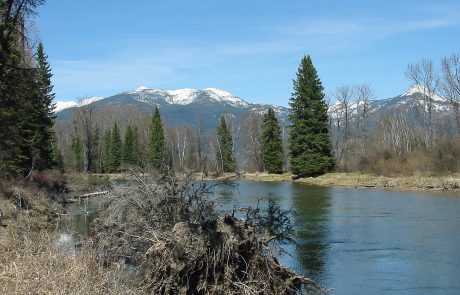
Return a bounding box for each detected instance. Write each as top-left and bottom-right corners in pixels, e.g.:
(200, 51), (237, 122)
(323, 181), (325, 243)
(129, 86), (249, 107)
(403, 85), (445, 102)
(54, 97), (103, 112)
(55, 101), (77, 112)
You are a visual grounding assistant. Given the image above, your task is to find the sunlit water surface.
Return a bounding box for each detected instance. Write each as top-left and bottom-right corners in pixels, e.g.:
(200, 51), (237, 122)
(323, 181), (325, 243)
(59, 181), (460, 294)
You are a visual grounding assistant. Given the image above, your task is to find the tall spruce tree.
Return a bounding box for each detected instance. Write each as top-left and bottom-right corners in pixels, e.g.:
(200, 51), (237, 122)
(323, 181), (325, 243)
(262, 108), (283, 174)
(0, 1), (49, 176)
(122, 125), (138, 166)
(102, 129), (112, 173)
(216, 116), (236, 172)
(289, 55), (334, 176)
(111, 123), (122, 172)
(148, 107), (165, 170)
(91, 125), (101, 172)
(32, 42), (56, 170)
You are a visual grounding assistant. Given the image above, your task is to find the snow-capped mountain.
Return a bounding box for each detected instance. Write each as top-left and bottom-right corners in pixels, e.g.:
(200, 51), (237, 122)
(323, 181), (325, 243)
(128, 86), (249, 108)
(55, 87), (289, 132)
(329, 85), (451, 121)
(55, 84), (454, 134)
(55, 96), (103, 112)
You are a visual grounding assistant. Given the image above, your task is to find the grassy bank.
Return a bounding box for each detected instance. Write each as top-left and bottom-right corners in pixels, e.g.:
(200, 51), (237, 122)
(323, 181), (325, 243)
(0, 179), (136, 294)
(242, 172), (460, 192)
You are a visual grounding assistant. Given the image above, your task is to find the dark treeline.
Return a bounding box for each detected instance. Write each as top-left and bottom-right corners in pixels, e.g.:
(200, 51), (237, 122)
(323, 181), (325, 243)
(60, 104), (288, 175)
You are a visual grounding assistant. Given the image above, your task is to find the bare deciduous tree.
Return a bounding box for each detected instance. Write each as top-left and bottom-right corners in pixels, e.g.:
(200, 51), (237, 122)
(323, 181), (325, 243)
(406, 59), (439, 145)
(441, 54), (460, 133)
(71, 99), (96, 173)
(333, 86), (353, 171)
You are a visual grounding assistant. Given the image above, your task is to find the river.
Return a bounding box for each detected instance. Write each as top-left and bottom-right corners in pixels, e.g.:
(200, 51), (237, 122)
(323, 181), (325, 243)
(60, 180), (460, 294)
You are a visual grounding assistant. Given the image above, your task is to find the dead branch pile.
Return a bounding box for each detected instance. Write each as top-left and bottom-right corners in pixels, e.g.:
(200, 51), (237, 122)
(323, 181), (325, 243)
(90, 170), (323, 294)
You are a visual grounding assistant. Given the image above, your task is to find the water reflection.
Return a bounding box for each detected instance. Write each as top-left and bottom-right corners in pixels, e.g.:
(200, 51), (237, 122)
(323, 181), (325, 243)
(58, 181), (460, 294)
(58, 198), (104, 243)
(291, 184), (332, 284)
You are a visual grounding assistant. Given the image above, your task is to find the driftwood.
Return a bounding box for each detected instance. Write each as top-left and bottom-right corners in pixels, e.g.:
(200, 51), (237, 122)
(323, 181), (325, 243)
(291, 174), (301, 180)
(80, 191), (109, 198)
(68, 191), (109, 203)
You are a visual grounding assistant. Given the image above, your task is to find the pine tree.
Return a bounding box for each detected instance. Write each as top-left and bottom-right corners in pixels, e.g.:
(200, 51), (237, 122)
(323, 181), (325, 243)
(0, 39), (37, 175)
(102, 129), (112, 173)
(133, 127), (139, 166)
(122, 125), (138, 166)
(216, 116), (236, 172)
(262, 108), (284, 174)
(32, 42), (56, 170)
(289, 55), (334, 177)
(0, 1), (49, 176)
(148, 107), (165, 170)
(111, 123), (122, 172)
(91, 125), (101, 172)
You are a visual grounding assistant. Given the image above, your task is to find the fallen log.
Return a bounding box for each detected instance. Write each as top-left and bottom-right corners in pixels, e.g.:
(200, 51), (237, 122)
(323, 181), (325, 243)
(80, 191), (109, 198)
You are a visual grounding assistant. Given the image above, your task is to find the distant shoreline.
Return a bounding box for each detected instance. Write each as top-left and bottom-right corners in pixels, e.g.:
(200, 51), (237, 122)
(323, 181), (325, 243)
(69, 172), (460, 192)
(239, 172), (460, 192)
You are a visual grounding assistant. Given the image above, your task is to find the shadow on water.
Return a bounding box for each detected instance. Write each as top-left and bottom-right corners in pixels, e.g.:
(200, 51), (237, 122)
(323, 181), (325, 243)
(291, 184), (332, 285)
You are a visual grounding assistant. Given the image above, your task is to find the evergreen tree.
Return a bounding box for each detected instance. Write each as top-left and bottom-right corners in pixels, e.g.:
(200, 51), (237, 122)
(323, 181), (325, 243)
(289, 55), (334, 176)
(262, 108), (284, 174)
(0, 39), (36, 175)
(31, 42), (56, 170)
(122, 125), (138, 166)
(71, 136), (83, 172)
(133, 127), (139, 166)
(148, 107), (165, 170)
(111, 123), (122, 172)
(91, 125), (101, 172)
(102, 129), (112, 173)
(216, 116), (236, 172)
(0, 0), (47, 176)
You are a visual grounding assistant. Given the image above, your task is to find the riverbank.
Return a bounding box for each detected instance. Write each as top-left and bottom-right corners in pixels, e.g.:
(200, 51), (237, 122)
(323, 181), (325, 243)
(0, 179), (135, 294)
(66, 171), (460, 192)
(242, 172), (460, 192)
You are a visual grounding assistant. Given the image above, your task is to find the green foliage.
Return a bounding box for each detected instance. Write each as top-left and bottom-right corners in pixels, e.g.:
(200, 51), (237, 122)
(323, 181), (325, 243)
(148, 107), (165, 170)
(289, 56), (334, 176)
(262, 108), (283, 174)
(0, 13), (56, 176)
(91, 125), (101, 172)
(216, 116), (236, 172)
(87, 173), (110, 187)
(122, 125), (138, 166)
(110, 123), (122, 172)
(31, 42), (56, 170)
(102, 129), (112, 173)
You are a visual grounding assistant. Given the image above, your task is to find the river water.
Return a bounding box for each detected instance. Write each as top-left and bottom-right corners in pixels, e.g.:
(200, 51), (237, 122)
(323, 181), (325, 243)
(60, 181), (460, 294)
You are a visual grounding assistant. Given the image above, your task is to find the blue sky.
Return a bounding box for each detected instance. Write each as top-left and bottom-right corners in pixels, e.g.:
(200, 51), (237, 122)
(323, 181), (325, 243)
(37, 0), (460, 106)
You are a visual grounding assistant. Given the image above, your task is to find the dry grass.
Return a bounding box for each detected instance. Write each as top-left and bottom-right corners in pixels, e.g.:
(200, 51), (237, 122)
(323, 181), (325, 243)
(0, 179), (138, 295)
(0, 227), (139, 295)
(296, 173), (460, 191)
(242, 172), (293, 182)
(239, 172), (460, 192)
